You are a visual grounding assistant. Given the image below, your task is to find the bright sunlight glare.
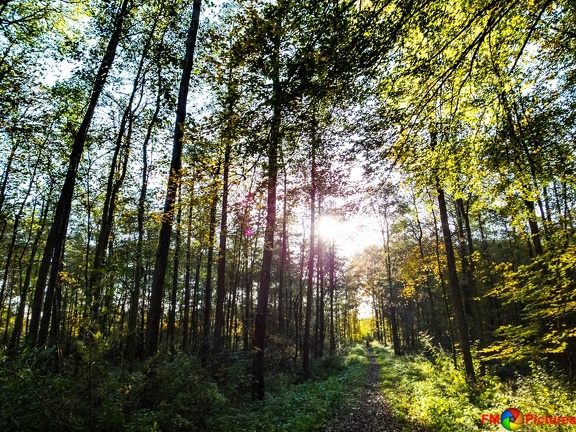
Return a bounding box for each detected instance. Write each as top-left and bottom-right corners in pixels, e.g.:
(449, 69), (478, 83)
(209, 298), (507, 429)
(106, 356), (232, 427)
(358, 299), (373, 319)
(317, 215), (341, 241)
(315, 214), (380, 258)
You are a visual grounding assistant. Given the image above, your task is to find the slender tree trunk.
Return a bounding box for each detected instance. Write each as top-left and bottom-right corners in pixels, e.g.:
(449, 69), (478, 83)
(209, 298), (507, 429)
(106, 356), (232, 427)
(28, 0), (130, 346)
(303, 144), (316, 374)
(182, 184), (195, 353)
(214, 143), (231, 350)
(329, 241), (336, 355)
(294, 234), (306, 360)
(145, 0), (202, 357)
(318, 225), (325, 358)
(9, 197), (50, 351)
(278, 171), (288, 334)
(387, 253), (401, 354)
(167, 185), (182, 353)
(0, 141), (17, 217)
(125, 66), (162, 365)
(0, 141), (44, 327)
(203, 185), (219, 360)
(524, 199), (544, 256)
(89, 31), (152, 328)
(242, 244), (253, 352)
(456, 198), (484, 346)
(412, 192), (441, 344)
(192, 252), (203, 351)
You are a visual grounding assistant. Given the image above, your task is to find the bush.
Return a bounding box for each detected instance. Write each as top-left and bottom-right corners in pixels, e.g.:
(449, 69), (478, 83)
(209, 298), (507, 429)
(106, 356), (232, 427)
(374, 341), (576, 431)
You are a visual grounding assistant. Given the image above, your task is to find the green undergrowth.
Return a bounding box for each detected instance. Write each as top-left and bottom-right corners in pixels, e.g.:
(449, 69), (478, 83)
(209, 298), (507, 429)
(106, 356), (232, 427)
(0, 345), (368, 432)
(371, 342), (576, 431)
(210, 350), (368, 431)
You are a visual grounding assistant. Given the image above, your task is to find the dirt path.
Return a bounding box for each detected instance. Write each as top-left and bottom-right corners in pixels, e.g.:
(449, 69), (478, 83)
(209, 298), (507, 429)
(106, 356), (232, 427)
(319, 350), (425, 432)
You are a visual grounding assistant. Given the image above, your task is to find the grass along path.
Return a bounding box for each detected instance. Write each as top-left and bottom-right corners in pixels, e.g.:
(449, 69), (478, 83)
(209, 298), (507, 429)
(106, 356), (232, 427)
(371, 342), (576, 431)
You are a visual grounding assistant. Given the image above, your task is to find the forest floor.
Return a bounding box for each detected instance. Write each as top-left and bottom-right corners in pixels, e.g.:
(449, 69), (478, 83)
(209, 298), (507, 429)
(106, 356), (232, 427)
(319, 348), (429, 432)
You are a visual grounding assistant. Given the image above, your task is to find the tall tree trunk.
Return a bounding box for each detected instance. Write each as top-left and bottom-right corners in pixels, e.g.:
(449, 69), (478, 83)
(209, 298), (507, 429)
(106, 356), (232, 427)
(192, 252), (203, 351)
(294, 233), (306, 360)
(167, 185), (182, 354)
(181, 184), (195, 353)
(9, 197), (50, 351)
(412, 191), (442, 344)
(303, 144), (316, 374)
(89, 22), (154, 328)
(28, 0), (130, 346)
(317, 215), (325, 358)
(252, 26), (281, 399)
(437, 186), (476, 383)
(242, 242), (254, 352)
(202, 185), (219, 361)
(278, 172), (288, 334)
(125, 66), (162, 365)
(0, 140), (17, 217)
(0, 136), (46, 327)
(214, 142), (231, 351)
(328, 241), (336, 355)
(456, 198), (485, 346)
(386, 253), (401, 355)
(144, 0), (202, 357)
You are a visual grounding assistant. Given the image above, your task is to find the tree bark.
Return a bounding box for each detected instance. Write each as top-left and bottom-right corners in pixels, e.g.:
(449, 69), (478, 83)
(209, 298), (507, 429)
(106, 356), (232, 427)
(167, 185), (182, 354)
(9, 196), (50, 351)
(278, 172), (288, 334)
(303, 144), (316, 374)
(125, 66), (162, 365)
(181, 183), (195, 353)
(328, 241), (336, 355)
(252, 26), (281, 398)
(214, 142), (231, 350)
(202, 184), (219, 361)
(437, 186), (476, 383)
(524, 199), (544, 256)
(144, 0), (202, 357)
(89, 23), (155, 329)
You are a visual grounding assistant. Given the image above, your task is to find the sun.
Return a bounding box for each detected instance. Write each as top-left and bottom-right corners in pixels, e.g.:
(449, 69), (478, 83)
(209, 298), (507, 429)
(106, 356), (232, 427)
(315, 214), (380, 258)
(317, 215), (341, 241)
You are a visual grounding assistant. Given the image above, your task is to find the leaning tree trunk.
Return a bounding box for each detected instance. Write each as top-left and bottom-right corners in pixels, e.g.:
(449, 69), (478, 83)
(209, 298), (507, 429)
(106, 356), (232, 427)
(89, 18), (157, 330)
(28, 0), (130, 346)
(144, 0), (202, 357)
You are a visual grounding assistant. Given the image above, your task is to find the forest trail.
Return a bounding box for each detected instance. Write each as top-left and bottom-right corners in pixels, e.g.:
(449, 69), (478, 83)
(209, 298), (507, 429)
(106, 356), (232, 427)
(319, 349), (425, 432)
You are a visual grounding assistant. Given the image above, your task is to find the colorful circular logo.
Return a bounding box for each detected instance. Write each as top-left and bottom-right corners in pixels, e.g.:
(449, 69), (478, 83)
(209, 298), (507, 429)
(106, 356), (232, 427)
(501, 408), (524, 430)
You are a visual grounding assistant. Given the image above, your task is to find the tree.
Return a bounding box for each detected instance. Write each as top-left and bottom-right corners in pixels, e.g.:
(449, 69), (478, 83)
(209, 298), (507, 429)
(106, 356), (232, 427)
(145, 0), (202, 357)
(28, 0), (132, 349)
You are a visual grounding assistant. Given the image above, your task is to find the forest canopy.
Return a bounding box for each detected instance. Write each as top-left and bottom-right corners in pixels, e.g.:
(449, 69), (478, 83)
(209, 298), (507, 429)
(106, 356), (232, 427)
(0, 0), (575, 430)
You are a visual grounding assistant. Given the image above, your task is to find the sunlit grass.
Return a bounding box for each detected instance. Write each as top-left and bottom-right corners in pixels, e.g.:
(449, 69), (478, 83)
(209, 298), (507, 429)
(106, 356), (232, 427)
(371, 342), (576, 431)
